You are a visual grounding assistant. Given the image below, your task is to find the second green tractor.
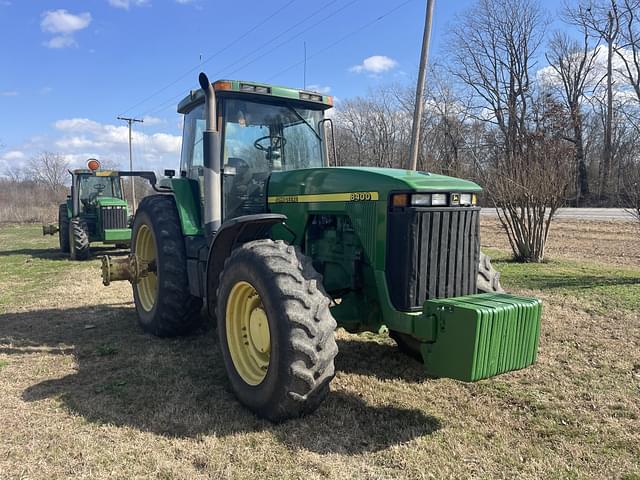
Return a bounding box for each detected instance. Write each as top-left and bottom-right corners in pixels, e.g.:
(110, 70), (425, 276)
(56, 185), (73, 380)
(102, 74), (543, 421)
(44, 161), (157, 260)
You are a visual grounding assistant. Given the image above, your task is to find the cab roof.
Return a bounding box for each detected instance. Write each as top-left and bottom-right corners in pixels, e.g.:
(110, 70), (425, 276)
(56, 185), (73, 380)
(71, 169), (120, 176)
(177, 79), (333, 114)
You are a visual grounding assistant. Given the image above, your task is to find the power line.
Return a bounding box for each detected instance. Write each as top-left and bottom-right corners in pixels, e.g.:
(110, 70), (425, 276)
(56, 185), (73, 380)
(222, 0), (355, 79)
(118, 0), (297, 117)
(138, 0), (354, 118)
(139, 0), (414, 118)
(266, 0), (416, 83)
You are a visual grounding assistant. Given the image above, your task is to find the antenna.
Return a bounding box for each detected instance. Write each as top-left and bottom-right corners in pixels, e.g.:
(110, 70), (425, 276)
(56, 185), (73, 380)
(303, 41), (307, 89)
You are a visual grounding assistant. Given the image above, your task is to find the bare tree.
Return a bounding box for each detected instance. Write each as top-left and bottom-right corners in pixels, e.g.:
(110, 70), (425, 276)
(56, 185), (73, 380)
(334, 88), (411, 169)
(614, 0), (640, 101)
(27, 151), (69, 195)
(3, 165), (26, 182)
(449, 0), (571, 262)
(568, 0), (620, 198)
(545, 29), (599, 205)
(449, 0), (547, 163)
(488, 97), (574, 261)
(335, 99), (370, 166)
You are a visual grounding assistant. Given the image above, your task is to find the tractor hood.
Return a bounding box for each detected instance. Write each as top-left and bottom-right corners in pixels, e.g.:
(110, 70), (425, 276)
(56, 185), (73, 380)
(268, 167), (481, 200)
(95, 197), (128, 207)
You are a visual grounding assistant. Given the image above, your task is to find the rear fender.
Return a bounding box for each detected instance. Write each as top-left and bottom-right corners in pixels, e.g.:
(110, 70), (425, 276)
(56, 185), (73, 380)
(205, 214), (287, 314)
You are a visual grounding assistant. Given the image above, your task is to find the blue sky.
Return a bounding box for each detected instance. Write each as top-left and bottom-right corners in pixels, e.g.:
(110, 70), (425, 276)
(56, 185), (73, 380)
(0, 0), (561, 174)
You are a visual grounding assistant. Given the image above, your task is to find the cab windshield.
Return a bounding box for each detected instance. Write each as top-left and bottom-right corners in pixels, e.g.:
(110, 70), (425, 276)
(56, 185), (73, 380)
(223, 98), (324, 170)
(79, 175), (122, 206)
(222, 98), (325, 219)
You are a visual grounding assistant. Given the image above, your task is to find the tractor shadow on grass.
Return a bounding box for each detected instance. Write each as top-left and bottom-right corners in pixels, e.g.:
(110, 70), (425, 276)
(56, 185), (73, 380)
(335, 335), (427, 383)
(2, 304), (441, 454)
(0, 244), (128, 262)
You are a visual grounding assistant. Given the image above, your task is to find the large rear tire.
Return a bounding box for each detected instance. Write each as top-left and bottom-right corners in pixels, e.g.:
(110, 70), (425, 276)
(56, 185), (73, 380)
(216, 240), (338, 422)
(477, 252), (505, 293)
(69, 218), (89, 260)
(131, 195), (203, 337)
(58, 204), (70, 253)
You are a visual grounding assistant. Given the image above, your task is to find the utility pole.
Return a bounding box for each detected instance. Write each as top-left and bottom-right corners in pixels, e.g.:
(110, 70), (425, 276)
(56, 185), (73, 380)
(408, 0), (435, 171)
(117, 116), (144, 211)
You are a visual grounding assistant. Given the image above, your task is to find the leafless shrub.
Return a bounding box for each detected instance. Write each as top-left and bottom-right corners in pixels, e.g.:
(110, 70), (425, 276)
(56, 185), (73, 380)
(485, 98), (575, 261)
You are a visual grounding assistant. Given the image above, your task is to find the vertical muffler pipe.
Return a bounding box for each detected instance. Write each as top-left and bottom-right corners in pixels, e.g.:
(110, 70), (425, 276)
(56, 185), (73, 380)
(198, 72), (222, 236)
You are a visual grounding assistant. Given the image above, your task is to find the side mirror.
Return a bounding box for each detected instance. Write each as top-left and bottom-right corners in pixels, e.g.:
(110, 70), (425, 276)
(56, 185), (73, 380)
(164, 169), (175, 178)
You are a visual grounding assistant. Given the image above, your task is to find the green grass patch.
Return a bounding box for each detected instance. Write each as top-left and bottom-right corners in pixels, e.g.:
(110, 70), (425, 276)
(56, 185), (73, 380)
(95, 344), (119, 357)
(485, 248), (640, 314)
(0, 359), (8, 370)
(0, 224), (100, 310)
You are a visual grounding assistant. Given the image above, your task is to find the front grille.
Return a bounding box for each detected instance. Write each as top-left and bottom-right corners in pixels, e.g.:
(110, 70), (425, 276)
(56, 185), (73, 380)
(386, 208), (480, 311)
(100, 206), (128, 229)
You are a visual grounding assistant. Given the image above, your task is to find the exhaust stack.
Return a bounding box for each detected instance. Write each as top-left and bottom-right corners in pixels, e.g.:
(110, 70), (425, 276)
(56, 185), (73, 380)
(198, 72), (222, 235)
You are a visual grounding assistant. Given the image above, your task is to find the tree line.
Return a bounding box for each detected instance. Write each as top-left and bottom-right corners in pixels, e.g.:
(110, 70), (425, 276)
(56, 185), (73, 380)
(331, 0), (640, 260)
(0, 152), (152, 223)
(3, 0), (639, 261)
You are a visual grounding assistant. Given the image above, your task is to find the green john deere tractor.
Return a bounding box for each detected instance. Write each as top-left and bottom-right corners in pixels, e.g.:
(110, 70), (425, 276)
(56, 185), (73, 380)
(101, 74), (542, 421)
(44, 159), (158, 260)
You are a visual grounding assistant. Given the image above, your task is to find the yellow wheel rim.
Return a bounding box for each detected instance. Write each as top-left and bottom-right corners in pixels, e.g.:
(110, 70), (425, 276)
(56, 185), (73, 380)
(226, 281), (271, 385)
(135, 224), (157, 312)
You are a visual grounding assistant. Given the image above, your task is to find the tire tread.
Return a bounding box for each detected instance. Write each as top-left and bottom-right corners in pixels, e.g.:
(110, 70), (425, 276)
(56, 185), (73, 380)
(216, 239), (337, 421)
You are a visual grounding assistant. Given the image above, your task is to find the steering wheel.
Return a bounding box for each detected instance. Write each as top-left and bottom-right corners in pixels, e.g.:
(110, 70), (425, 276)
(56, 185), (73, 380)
(94, 184), (106, 192)
(254, 135), (286, 151)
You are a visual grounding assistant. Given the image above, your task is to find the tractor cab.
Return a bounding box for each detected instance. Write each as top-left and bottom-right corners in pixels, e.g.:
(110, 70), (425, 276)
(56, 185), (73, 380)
(68, 168), (129, 240)
(45, 158), (159, 260)
(177, 80), (333, 222)
(74, 171), (124, 214)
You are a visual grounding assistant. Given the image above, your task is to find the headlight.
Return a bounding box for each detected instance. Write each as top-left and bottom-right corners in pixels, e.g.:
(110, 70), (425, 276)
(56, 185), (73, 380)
(431, 193), (447, 206)
(411, 193), (431, 206)
(460, 193), (472, 205)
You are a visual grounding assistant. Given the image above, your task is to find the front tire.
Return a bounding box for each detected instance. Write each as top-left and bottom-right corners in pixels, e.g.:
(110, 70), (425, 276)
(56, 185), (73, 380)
(58, 204), (70, 253)
(69, 218), (89, 260)
(216, 240), (338, 422)
(131, 195), (203, 337)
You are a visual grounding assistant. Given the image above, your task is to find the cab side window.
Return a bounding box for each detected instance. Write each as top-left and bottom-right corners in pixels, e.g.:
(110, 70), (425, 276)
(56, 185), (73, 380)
(180, 103), (205, 178)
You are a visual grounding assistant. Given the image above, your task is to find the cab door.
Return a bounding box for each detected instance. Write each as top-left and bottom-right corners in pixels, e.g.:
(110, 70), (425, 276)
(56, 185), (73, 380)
(179, 103), (206, 215)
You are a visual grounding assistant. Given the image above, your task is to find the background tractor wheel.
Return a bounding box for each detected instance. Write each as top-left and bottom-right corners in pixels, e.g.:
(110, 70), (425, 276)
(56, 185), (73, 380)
(477, 252), (505, 293)
(69, 218), (89, 260)
(58, 204), (70, 253)
(216, 239), (338, 422)
(131, 195), (202, 337)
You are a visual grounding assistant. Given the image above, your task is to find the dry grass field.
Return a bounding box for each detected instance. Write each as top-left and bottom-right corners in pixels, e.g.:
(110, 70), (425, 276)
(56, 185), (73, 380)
(1, 220), (639, 479)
